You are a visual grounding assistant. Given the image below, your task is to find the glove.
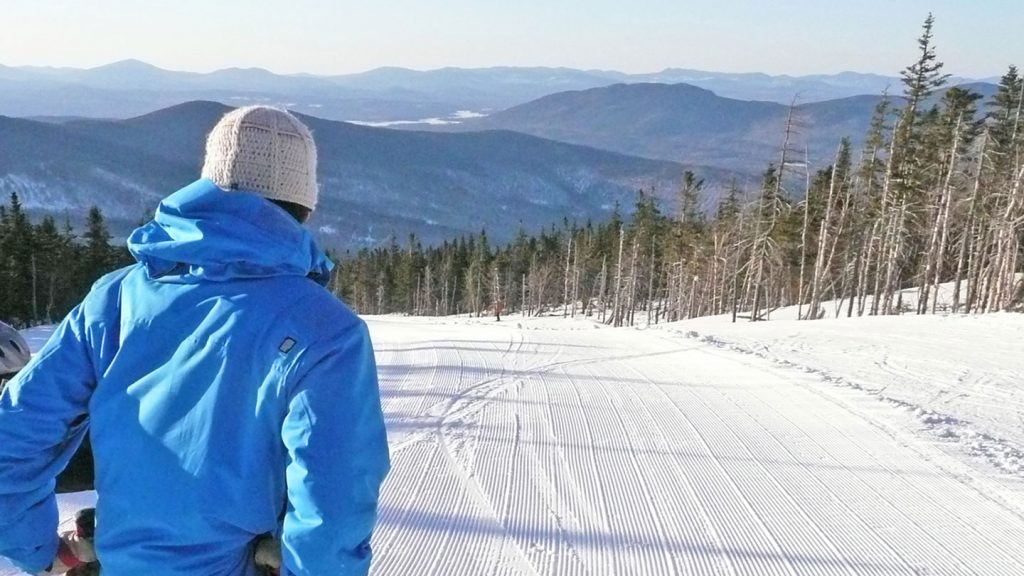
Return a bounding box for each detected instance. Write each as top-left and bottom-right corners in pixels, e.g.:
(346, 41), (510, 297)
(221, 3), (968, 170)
(35, 530), (96, 575)
(254, 534), (281, 576)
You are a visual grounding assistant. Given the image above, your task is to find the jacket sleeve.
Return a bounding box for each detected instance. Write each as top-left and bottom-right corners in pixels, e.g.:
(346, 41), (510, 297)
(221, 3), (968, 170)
(280, 320), (390, 576)
(0, 306), (98, 572)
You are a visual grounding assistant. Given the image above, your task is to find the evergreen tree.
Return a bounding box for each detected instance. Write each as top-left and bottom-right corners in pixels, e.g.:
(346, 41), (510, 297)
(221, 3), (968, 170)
(1, 193), (35, 325)
(79, 206), (116, 295)
(988, 66), (1024, 176)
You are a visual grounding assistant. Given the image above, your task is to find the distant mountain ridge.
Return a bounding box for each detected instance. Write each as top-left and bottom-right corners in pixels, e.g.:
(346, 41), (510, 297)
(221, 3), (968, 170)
(1, 63), (1001, 243)
(445, 83), (880, 172)
(0, 101), (700, 248)
(0, 59), (993, 123)
(443, 81), (998, 173)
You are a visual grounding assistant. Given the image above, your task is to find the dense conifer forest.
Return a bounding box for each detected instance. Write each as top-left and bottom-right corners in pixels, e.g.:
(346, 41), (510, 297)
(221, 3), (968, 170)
(0, 198), (128, 327)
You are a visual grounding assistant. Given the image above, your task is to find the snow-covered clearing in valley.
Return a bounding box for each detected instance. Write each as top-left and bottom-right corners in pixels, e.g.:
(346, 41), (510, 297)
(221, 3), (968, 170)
(5, 313), (1024, 575)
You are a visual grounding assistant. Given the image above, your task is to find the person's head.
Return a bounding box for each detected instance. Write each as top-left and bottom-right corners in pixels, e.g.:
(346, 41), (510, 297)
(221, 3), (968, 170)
(0, 321), (30, 380)
(201, 106), (318, 224)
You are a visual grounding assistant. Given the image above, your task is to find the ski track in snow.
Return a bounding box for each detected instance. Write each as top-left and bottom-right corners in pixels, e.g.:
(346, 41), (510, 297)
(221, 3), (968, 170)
(5, 316), (1024, 575)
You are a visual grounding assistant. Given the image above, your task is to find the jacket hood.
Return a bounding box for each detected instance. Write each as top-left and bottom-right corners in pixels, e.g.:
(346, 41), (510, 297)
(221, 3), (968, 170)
(128, 179), (333, 284)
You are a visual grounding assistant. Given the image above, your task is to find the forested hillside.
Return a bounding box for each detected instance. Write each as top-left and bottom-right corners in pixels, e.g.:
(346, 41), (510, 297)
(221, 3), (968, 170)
(0, 101), (689, 248)
(334, 17), (1024, 323)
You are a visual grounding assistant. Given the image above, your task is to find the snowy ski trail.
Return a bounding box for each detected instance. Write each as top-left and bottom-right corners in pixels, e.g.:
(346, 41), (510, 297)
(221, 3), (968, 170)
(369, 316), (1024, 576)
(4, 316), (1024, 575)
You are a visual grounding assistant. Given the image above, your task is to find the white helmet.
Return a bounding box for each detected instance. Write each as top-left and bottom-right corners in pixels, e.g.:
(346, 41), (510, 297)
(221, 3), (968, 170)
(0, 322), (31, 376)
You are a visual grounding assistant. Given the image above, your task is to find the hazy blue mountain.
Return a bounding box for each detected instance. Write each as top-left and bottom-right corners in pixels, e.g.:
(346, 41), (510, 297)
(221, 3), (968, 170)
(0, 60), (995, 124)
(326, 66), (989, 107)
(1, 102), (704, 248)
(624, 69), (899, 103)
(11, 59), (347, 94)
(325, 66), (622, 109)
(0, 60), (452, 122)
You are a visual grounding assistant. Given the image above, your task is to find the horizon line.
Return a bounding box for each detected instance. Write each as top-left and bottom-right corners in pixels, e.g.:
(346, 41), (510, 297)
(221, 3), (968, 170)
(0, 58), (1000, 82)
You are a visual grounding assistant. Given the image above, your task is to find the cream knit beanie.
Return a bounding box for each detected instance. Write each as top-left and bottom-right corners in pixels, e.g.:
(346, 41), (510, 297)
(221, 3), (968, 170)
(201, 106), (319, 211)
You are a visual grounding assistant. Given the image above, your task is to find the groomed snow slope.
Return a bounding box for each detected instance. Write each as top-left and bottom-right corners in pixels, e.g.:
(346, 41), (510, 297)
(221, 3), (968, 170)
(673, 312), (1024, 480)
(369, 314), (1024, 575)
(5, 314), (1024, 575)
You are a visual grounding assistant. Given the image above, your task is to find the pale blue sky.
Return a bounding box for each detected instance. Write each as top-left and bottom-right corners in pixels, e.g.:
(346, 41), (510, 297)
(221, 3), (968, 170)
(2, 0), (1019, 77)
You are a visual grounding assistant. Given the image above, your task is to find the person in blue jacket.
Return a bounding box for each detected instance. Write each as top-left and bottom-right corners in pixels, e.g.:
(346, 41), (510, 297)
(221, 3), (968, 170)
(0, 106), (391, 575)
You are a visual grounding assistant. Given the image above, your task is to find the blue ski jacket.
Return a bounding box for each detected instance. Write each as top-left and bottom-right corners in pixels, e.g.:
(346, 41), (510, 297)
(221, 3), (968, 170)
(0, 179), (390, 575)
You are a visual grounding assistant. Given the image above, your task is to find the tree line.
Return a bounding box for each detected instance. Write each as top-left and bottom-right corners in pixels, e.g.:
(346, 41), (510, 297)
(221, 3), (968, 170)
(0, 195), (128, 327)
(334, 15), (1023, 323)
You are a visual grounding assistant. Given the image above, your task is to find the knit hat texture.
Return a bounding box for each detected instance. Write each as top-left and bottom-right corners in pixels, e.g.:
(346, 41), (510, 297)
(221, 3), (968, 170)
(201, 106), (319, 211)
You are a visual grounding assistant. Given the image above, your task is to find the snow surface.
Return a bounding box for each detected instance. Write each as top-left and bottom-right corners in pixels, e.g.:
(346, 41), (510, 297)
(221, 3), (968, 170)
(673, 313), (1024, 479)
(20, 325), (56, 354)
(5, 313), (1024, 575)
(347, 109), (489, 127)
(367, 314), (1024, 575)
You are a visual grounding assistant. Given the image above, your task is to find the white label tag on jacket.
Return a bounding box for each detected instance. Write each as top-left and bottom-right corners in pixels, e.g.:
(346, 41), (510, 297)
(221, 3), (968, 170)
(279, 337), (296, 354)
